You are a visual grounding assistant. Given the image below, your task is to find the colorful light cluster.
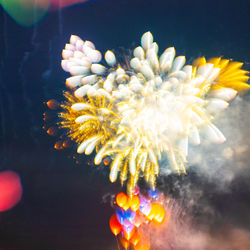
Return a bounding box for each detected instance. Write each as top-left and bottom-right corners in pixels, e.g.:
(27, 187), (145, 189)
(109, 189), (167, 249)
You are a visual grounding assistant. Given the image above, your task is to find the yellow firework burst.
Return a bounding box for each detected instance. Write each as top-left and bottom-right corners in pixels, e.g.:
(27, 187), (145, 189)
(58, 32), (249, 195)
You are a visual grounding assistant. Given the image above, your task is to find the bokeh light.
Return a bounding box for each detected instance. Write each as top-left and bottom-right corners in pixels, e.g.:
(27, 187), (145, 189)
(0, 170), (23, 212)
(50, 0), (88, 9)
(1, 0), (49, 27)
(0, 0), (88, 27)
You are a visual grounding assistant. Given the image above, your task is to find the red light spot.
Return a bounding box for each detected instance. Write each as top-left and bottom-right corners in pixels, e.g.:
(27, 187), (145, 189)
(0, 171), (23, 212)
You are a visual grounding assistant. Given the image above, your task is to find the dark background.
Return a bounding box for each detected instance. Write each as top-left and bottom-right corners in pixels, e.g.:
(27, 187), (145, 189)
(0, 0), (250, 249)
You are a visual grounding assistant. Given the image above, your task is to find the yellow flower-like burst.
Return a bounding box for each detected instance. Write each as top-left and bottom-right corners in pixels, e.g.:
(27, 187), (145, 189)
(59, 32), (249, 195)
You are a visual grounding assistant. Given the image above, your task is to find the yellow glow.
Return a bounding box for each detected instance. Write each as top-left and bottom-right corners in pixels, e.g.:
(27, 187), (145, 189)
(215, 59), (250, 91)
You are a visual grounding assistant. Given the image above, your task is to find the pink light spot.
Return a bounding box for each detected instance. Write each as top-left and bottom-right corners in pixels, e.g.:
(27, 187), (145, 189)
(50, 0), (88, 9)
(0, 171), (23, 212)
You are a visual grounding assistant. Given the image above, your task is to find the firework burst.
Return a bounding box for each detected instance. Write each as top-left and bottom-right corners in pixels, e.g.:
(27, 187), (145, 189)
(56, 32), (249, 194)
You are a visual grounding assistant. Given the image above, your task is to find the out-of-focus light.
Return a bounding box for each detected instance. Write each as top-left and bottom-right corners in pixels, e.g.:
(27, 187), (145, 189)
(47, 99), (60, 110)
(0, 0), (89, 27)
(0, 0), (49, 27)
(50, 0), (88, 9)
(109, 214), (122, 236)
(116, 192), (128, 210)
(111, 191), (167, 249)
(148, 188), (159, 200)
(103, 157), (110, 166)
(0, 171), (23, 212)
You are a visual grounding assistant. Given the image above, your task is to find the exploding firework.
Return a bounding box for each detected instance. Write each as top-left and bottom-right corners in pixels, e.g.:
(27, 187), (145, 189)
(52, 32), (249, 195)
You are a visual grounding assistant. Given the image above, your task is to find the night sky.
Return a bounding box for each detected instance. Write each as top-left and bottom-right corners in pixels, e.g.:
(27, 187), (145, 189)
(0, 0), (250, 249)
